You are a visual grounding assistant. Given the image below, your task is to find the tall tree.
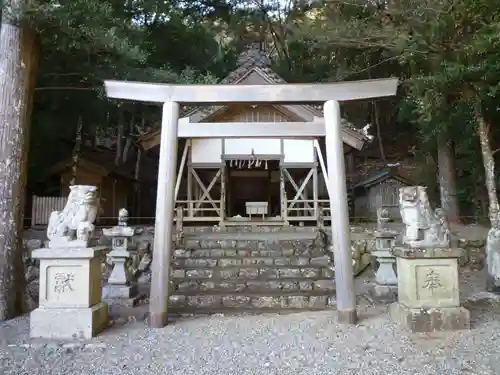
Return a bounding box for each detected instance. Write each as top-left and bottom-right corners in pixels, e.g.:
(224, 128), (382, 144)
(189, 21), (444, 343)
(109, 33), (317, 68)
(0, 0), (39, 320)
(437, 124), (459, 222)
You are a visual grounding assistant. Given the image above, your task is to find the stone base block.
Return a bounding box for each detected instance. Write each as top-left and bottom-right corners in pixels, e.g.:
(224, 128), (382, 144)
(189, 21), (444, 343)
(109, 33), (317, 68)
(370, 284), (397, 303)
(390, 303), (470, 333)
(104, 295), (144, 307)
(30, 302), (109, 340)
(103, 283), (138, 299)
(486, 273), (500, 294)
(103, 284), (143, 307)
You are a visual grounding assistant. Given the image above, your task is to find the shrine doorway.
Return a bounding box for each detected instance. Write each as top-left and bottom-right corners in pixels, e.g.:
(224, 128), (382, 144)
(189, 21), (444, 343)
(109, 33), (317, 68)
(226, 159), (281, 219)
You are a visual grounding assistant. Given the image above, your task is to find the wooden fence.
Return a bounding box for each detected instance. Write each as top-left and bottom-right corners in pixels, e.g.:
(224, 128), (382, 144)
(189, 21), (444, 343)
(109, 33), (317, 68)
(31, 196), (66, 227)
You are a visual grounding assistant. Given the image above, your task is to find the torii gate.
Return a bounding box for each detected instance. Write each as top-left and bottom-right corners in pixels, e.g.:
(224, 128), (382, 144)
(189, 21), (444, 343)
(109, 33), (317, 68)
(104, 78), (399, 328)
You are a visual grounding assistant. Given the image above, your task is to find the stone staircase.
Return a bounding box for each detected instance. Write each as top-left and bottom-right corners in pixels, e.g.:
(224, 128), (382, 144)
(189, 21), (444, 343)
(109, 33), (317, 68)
(167, 228), (336, 313)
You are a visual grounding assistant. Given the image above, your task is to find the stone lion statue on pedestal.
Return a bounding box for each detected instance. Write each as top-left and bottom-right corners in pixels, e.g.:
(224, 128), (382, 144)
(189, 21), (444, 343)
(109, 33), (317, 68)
(399, 186), (450, 248)
(47, 185), (99, 248)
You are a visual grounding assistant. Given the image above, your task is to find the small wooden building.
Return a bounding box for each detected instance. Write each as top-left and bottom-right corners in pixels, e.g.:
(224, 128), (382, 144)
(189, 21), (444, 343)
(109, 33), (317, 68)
(351, 168), (413, 220)
(137, 47), (373, 225)
(43, 148), (136, 222)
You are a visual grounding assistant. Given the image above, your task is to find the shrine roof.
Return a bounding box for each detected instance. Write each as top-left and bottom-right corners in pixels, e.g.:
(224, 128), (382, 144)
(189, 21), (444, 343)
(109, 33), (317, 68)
(351, 168), (414, 190)
(46, 146), (136, 181)
(138, 46), (373, 149)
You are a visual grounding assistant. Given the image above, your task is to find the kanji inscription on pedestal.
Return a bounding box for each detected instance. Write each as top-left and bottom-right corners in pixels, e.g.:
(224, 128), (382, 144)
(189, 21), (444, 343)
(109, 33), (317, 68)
(415, 264), (455, 304)
(45, 265), (83, 306)
(422, 268), (442, 295)
(53, 272), (76, 293)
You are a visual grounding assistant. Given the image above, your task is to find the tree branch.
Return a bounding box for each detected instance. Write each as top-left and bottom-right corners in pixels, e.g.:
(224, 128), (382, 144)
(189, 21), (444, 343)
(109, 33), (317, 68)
(34, 86), (99, 91)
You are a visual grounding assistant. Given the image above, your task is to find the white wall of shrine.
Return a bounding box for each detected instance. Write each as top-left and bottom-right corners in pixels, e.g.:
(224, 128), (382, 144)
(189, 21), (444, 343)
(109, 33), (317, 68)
(190, 138), (315, 166)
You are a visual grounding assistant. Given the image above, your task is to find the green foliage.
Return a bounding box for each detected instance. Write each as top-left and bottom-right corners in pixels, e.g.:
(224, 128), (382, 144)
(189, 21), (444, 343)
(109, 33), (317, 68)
(284, 0), (500, 214)
(8, 0), (236, 187)
(8, 0), (500, 214)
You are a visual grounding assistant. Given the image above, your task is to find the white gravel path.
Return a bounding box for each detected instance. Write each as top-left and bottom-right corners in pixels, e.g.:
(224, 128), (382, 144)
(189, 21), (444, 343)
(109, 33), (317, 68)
(1, 270), (500, 375)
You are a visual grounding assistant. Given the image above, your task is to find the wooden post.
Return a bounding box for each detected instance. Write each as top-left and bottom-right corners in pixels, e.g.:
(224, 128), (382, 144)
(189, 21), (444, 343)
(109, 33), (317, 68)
(174, 141), (189, 201)
(112, 178), (117, 219)
(149, 101), (179, 328)
(280, 167), (287, 223)
(324, 100), (357, 324)
(313, 164), (319, 220)
(220, 165), (226, 225)
(187, 164), (193, 218)
(31, 195), (36, 228)
(175, 205), (184, 248)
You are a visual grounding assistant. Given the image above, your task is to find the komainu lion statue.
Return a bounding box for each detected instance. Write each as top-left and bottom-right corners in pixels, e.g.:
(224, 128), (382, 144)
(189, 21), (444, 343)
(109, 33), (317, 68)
(399, 186), (451, 248)
(47, 185), (99, 248)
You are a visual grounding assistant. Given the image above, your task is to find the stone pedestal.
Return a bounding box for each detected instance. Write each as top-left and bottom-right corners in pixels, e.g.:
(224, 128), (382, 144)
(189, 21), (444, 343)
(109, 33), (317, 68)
(102, 216), (142, 307)
(390, 246), (470, 332)
(30, 247), (109, 340)
(371, 230), (398, 302)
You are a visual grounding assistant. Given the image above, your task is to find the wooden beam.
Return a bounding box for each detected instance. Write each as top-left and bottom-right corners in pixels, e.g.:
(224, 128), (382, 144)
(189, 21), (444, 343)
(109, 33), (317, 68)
(174, 141), (189, 201)
(140, 120), (368, 150)
(178, 121), (325, 138)
(104, 78), (399, 104)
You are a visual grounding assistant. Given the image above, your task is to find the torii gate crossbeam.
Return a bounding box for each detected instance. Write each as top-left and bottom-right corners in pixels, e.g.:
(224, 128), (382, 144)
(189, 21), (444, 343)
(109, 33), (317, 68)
(104, 78), (399, 328)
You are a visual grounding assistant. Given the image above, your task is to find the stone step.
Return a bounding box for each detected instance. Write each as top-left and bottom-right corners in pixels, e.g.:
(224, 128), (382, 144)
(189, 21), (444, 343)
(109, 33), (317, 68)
(184, 239), (320, 250)
(184, 232), (323, 250)
(172, 266), (334, 279)
(168, 292), (336, 311)
(172, 255), (331, 268)
(185, 231), (319, 241)
(175, 248), (328, 258)
(171, 278), (335, 293)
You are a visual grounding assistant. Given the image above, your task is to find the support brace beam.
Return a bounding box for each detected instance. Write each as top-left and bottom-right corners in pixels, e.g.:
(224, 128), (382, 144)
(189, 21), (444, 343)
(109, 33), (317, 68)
(174, 141), (189, 201)
(191, 168), (222, 214)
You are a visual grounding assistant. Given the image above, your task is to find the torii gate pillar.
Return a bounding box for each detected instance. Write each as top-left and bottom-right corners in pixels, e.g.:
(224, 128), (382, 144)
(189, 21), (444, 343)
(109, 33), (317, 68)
(149, 102), (179, 327)
(324, 100), (357, 323)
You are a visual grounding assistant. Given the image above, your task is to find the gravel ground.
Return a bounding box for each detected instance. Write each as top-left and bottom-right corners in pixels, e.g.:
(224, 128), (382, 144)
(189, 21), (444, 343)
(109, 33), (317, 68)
(1, 269), (500, 375)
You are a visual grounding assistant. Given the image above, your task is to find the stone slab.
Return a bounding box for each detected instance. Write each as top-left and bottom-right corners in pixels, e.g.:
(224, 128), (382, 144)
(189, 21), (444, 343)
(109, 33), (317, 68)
(390, 303), (470, 332)
(30, 302), (109, 340)
(47, 239), (97, 249)
(392, 246), (465, 259)
(103, 283), (139, 299)
(486, 273), (500, 294)
(103, 295), (144, 307)
(373, 230), (398, 238)
(32, 246), (109, 259)
(370, 284), (397, 303)
(185, 231), (318, 241)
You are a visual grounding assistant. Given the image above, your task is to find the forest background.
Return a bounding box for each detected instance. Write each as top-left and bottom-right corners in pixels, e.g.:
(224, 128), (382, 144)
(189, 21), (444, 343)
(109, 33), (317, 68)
(1, 0), (500, 319)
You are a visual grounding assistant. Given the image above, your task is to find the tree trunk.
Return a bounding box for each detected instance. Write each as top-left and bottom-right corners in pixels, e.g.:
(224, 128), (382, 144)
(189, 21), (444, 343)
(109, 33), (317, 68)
(436, 125), (460, 222)
(477, 112), (500, 228)
(373, 100), (386, 163)
(133, 146), (142, 218)
(0, 1), (40, 321)
(115, 110), (123, 166)
(477, 110), (500, 293)
(69, 116), (83, 186)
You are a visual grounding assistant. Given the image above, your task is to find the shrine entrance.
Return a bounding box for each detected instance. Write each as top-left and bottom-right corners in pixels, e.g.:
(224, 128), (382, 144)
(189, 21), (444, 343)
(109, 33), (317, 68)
(104, 76), (399, 328)
(226, 159), (281, 219)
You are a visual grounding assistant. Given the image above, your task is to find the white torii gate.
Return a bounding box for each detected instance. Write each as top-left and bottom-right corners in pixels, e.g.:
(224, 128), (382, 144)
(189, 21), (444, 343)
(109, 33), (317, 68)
(104, 78), (399, 328)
